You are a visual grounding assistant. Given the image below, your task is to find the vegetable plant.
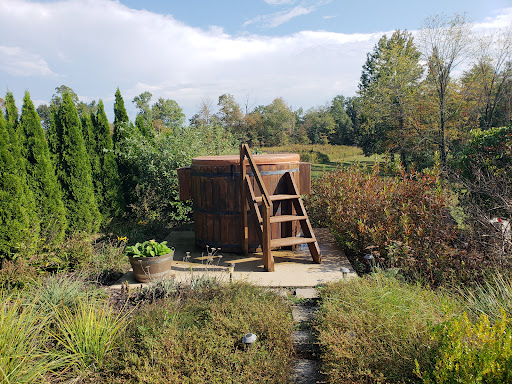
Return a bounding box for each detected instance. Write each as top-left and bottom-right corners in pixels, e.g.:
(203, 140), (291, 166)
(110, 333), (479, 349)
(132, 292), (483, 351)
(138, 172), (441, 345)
(126, 240), (172, 258)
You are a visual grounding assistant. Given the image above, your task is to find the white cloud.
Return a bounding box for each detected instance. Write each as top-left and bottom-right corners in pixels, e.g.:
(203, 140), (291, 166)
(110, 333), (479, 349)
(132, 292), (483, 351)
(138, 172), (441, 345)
(0, 0), (511, 122)
(0, 46), (57, 77)
(472, 7), (512, 32)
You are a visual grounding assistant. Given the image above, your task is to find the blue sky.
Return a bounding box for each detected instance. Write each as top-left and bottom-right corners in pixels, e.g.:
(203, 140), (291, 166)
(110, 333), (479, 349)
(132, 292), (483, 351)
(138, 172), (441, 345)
(1, 0), (511, 121)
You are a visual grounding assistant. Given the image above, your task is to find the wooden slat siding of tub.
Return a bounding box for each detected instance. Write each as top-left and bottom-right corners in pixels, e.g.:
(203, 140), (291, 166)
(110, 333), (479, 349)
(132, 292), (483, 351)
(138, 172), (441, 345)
(177, 166), (191, 201)
(299, 162), (311, 195)
(190, 154), (302, 252)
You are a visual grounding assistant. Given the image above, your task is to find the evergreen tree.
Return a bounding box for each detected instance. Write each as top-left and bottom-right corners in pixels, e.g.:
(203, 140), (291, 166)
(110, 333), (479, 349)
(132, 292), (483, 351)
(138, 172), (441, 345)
(0, 109), (33, 262)
(113, 88), (130, 151)
(54, 92), (100, 233)
(113, 88), (137, 207)
(19, 91), (67, 243)
(81, 112), (101, 206)
(94, 100), (124, 219)
(4, 92), (39, 250)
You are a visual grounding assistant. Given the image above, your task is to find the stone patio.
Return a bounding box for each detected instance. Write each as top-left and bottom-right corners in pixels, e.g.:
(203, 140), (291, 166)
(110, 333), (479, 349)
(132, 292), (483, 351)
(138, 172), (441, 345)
(113, 228), (355, 288)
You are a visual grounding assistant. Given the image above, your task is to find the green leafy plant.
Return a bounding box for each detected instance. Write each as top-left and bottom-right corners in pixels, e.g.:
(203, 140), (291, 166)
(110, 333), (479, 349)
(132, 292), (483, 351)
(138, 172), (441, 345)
(418, 310), (512, 383)
(125, 240), (172, 258)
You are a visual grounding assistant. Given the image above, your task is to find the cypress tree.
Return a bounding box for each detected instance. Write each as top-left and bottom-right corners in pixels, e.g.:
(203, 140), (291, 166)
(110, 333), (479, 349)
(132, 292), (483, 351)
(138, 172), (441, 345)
(54, 92), (100, 233)
(93, 100), (124, 219)
(81, 112), (102, 208)
(4, 92), (39, 251)
(0, 110), (32, 263)
(113, 88), (137, 207)
(113, 88), (130, 151)
(19, 91), (67, 244)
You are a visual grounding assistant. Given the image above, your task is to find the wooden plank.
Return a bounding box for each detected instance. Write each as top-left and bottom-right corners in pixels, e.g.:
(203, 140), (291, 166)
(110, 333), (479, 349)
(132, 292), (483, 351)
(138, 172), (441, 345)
(258, 215), (307, 224)
(240, 144), (248, 255)
(270, 237), (316, 248)
(299, 162), (311, 195)
(254, 194), (300, 203)
(262, 203), (273, 271)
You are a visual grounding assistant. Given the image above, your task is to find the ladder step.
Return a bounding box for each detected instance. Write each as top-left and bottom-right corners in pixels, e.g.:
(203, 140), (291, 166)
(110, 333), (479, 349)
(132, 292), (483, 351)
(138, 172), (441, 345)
(260, 215), (308, 224)
(270, 237), (316, 248)
(254, 194), (300, 203)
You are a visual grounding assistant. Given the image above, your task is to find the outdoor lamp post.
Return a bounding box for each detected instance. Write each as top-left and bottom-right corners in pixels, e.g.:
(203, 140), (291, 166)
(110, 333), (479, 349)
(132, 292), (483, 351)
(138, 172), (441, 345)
(364, 253), (375, 273)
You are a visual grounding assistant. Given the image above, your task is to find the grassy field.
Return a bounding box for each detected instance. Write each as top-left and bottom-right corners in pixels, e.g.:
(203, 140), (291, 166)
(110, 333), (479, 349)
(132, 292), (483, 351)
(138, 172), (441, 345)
(264, 144), (384, 177)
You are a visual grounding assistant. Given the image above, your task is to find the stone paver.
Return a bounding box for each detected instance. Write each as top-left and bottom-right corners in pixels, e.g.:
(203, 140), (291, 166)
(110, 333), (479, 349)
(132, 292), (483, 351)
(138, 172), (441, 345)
(292, 360), (322, 384)
(295, 287), (319, 299)
(292, 305), (318, 323)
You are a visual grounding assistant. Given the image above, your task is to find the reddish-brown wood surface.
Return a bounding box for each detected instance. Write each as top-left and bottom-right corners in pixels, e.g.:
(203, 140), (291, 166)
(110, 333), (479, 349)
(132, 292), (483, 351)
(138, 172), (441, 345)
(190, 154), (302, 252)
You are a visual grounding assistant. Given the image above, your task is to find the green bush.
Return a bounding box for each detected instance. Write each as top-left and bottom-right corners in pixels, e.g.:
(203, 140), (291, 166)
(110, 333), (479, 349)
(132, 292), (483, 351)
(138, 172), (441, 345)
(306, 163), (465, 286)
(119, 125), (237, 227)
(418, 310), (512, 383)
(316, 273), (461, 384)
(101, 282), (294, 383)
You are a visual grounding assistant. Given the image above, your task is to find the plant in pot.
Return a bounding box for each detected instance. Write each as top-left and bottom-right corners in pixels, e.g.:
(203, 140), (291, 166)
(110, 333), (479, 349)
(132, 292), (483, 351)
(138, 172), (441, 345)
(126, 240), (174, 283)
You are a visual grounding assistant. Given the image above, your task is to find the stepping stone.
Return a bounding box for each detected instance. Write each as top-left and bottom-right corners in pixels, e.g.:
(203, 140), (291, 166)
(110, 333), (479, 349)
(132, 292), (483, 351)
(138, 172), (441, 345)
(292, 359), (322, 384)
(295, 287), (319, 299)
(292, 305), (318, 323)
(292, 330), (319, 356)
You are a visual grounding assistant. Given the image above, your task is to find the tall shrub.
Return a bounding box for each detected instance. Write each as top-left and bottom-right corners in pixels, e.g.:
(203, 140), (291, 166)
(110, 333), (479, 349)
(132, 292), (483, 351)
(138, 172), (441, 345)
(19, 91), (67, 244)
(94, 100), (124, 219)
(3, 91), (39, 255)
(0, 112), (32, 263)
(54, 93), (100, 233)
(307, 163), (462, 286)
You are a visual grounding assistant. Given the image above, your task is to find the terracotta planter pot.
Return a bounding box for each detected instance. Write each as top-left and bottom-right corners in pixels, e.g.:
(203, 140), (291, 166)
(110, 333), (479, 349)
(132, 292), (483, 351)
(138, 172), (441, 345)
(128, 251), (174, 283)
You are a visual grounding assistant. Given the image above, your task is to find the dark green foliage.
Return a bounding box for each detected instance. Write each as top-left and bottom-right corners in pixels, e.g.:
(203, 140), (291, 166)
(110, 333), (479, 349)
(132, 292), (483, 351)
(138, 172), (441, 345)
(54, 93), (100, 233)
(3, 92), (39, 255)
(113, 88), (130, 151)
(134, 113), (153, 139)
(0, 112), (33, 262)
(19, 91), (67, 244)
(94, 100), (124, 219)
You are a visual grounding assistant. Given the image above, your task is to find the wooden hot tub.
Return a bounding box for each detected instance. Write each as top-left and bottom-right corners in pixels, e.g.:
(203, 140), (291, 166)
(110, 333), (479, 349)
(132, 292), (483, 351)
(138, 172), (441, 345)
(178, 153), (310, 253)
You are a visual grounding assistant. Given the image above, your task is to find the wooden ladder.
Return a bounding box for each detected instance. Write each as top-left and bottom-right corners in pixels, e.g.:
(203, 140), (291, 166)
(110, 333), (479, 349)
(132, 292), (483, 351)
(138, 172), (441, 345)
(240, 144), (321, 271)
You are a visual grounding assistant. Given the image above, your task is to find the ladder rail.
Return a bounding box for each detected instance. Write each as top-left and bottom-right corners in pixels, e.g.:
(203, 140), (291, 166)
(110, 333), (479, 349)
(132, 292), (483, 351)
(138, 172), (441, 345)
(240, 144), (320, 271)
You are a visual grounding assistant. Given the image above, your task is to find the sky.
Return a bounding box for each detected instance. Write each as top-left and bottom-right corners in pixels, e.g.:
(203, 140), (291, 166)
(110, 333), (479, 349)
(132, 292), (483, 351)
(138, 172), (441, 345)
(1, 0), (512, 122)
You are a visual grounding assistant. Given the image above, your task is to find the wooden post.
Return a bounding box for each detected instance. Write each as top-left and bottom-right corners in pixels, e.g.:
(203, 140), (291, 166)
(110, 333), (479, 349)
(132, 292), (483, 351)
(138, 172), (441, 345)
(240, 144), (249, 255)
(262, 201), (274, 271)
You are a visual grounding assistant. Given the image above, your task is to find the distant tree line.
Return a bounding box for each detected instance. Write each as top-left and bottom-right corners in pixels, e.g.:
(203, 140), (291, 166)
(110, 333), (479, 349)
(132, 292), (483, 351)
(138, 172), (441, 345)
(186, 15), (512, 169)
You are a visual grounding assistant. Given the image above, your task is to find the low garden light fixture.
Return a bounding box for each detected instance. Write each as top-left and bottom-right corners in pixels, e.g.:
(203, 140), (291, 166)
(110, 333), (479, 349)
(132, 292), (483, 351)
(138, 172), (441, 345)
(364, 253), (375, 273)
(228, 263), (235, 282)
(340, 267), (350, 279)
(242, 333), (257, 346)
